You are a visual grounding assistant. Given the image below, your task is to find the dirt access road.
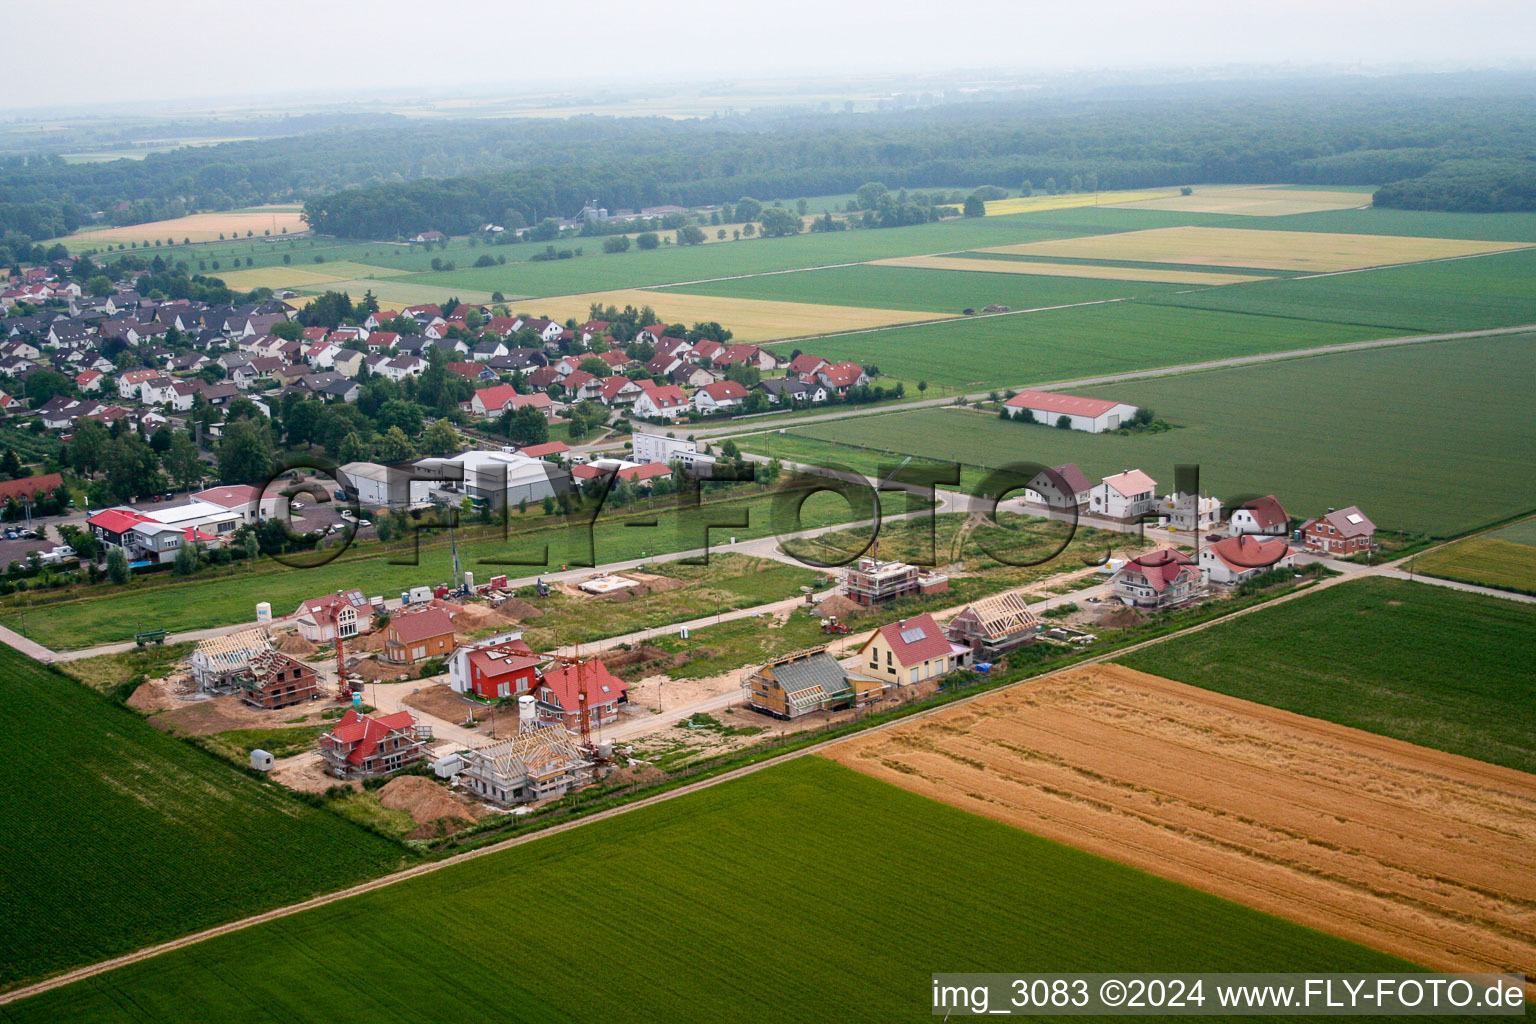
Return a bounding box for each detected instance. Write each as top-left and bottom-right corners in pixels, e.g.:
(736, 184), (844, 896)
(826, 664), (1536, 982)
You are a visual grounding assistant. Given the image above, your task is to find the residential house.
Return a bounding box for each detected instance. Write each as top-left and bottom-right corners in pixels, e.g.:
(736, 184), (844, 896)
(1228, 494), (1290, 538)
(383, 607), (458, 665)
(1299, 506), (1377, 556)
(632, 383), (692, 420)
(855, 612), (969, 687)
(295, 589), (371, 643)
(534, 659), (628, 730)
(693, 380), (749, 414)
(1024, 463), (1094, 510)
(1111, 548), (1204, 609)
(449, 634), (541, 700)
(240, 649), (320, 710)
(458, 726), (592, 805)
(1090, 469), (1158, 522)
(1200, 534), (1295, 586)
(815, 362), (870, 394)
(193, 484), (286, 524)
(319, 708), (429, 778)
(1156, 491), (1223, 532)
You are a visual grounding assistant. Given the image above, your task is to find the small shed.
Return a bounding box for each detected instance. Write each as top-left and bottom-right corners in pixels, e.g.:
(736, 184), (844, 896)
(250, 749), (275, 772)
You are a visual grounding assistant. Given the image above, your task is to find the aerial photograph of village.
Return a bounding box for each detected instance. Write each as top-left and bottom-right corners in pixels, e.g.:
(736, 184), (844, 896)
(0, 1), (1531, 1020)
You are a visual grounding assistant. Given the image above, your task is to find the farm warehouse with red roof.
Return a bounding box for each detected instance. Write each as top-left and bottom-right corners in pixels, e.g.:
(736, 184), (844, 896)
(1003, 388), (1140, 432)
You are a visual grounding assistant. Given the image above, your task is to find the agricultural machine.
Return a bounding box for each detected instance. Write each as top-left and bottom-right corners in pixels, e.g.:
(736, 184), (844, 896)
(820, 616), (850, 635)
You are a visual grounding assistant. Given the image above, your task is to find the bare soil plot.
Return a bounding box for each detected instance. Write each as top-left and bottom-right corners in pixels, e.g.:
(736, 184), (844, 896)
(980, 225), (1532, 272)
(55, 206), (309, 245)
(872, 254), (1269, 286)
(521, 287), (955, 344)
(825, 664), (1536, 978)
(218, 261), (410, 290)
(292, 278), (497, 307)
(1113, 185), (1373, 216)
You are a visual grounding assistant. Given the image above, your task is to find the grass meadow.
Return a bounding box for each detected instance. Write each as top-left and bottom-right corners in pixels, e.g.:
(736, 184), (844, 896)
(0, 647), (408, 991)
(744, 332), (1536, 537)
(1412, 519), (1536, 595)
(5, 757), (1426, 1023)
(1116, 577), (1536, 773)
(0, 488), (859, 650)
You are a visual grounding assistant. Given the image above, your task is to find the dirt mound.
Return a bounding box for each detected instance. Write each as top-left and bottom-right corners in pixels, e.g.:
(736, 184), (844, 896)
(815, 594), (860, 619)
(276, 632), (318, 658)
(601, 644), (673, 671)
(448, 603), (499, 629)
(378, 775), (483, 827)
(1093, 603), (1144, 628)
(494, 597), (544, 620)
(352, 631), (390, 652)
(353, 658), (411, 682)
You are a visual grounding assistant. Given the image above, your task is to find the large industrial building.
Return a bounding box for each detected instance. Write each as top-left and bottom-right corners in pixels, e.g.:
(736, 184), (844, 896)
(413, 450), (565, 507)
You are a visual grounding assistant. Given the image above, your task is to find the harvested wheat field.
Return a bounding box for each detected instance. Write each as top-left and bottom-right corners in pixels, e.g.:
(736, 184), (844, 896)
(54, 205), (309, 245)
(981, 188), (1180, 216)
(1113, 185), (1373, 216)
(825, 664), (1536, 979)
(980, 226), (1532, 273)
(530, 288), (954, 343)
(873, 254), (1269, 286)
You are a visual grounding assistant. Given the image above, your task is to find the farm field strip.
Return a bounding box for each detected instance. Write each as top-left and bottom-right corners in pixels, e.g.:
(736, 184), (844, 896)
(291, 277), (498, 307)
(217, 261), (413, 289)
(1113, 185), (1374, 216)
(981, 188), (1182, 215)
(870, 253), (1272, 284)
(496, 287), (955, 343)
(2, 757), (1426, 1021)
(771, 332), (1536, 536)
(51, 206), (309, 245)
(1411, 520), (1536, 595)
(825, 663), (1536, 978)
(980, 225), (1532, 272)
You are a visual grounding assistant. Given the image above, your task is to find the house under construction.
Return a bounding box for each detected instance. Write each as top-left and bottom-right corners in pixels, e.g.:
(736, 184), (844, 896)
(745, 646), (885, 719)
(841, 557), (949, 607)
(189, 628), (272, 692)
(240, 648), (321, 709)
(944, 592), (1042, 660)
(458, 698), (593, 804)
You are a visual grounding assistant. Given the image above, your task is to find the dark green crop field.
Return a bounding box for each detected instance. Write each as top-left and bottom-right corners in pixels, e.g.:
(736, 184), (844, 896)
(745, 332), (1536, 537)
(0, 648), (409, 991)
(1118, 577), (1536, 772)
(4, 757), (1426, 1023)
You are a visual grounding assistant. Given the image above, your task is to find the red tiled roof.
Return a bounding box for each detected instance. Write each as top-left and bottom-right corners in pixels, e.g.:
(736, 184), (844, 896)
(1208, 534), (1292, 572)
(388, 607), (456, 645)
(699, 381), (748, 401)
(788, 353), (827, 374)
(869, 612), (954, 667)
(0, 472), (62, 503)
(87, 507), (157, 533)
(329, 708), (417, 766)
(1120, 548), (1196, 592)
(1236, 495), (1289, 530)
(1005, 389), (1125, 418)
(473, 384), (520, 412)
(538, 660), (627, 712)
(518, 441), (569, 457)
(1102, 469), (1158, 497)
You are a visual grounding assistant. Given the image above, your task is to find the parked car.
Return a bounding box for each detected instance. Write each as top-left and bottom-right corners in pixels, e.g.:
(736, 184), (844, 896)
(358, 519), (372, 528)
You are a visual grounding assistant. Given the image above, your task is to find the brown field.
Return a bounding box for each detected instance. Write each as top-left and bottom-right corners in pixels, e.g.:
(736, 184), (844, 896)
(872, 254), (1270, 286)
(981, 189), (1181, 216)
(53, 205), (309, 245)
(292, 278), (499, 308)
(525, 288), (954, 343)
(980, 225), (1532, 273)
(1113, 185), (1373, 216)
(825, 664), (1536, 979)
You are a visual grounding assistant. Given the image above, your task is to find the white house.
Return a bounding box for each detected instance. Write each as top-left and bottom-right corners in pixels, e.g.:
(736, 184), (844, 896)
(1090, 469), (1158, 521)
(1228, 495), (1290, 538)
(692, 380), (749, 413)
(1156, 491), (1222, 532)
(193, 485), (287, 524)
(1200, 534), (1295, 586)
(633, 384), (691, 420)
(1024, 463), (1094, 509)
(1003, 389), (1140, 433)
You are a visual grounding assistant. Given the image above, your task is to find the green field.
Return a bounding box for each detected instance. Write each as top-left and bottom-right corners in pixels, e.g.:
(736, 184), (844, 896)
(1014, 204), (1536, 242)
(0, 488), (859, 650)
(1148, 247), (1536, 333)
(1412, 519), (1536, 595)
(1117, 577), (1536, 773)
(0, 647), (408, 991)
(659, 262), (1182, 313)
(4, 757), (1427, 1022)
(802, 301), (1383, 389)
(744, 333), (1536, 536)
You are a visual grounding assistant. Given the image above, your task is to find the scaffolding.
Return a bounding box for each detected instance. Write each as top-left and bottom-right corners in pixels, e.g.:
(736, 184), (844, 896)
(841, 557), (948, 607)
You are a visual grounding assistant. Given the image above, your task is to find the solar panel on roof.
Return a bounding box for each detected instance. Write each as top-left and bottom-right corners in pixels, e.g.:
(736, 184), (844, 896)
(1345, 513), (1363, 524)
(899, 627), (926, 643)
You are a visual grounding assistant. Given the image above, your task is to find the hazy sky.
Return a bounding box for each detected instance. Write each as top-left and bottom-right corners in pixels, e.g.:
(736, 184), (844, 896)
(8, 0), (1536, 111)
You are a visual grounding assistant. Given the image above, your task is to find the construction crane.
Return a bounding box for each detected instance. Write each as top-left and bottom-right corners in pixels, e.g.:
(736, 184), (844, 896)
(539, 651), (598, 749)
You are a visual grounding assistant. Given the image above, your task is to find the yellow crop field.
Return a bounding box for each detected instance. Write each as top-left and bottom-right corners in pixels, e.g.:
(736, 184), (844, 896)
(218, 261), (411, 291)
(53, 205), (309, 245)
(1112, 185), (1373, 217)
(872, 254), (1270, 286)
(292, 278), (499, 308)
(981, 226), (1533, 273)
(982, 189), (1180, 216)
(525, 288), (954, 343)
